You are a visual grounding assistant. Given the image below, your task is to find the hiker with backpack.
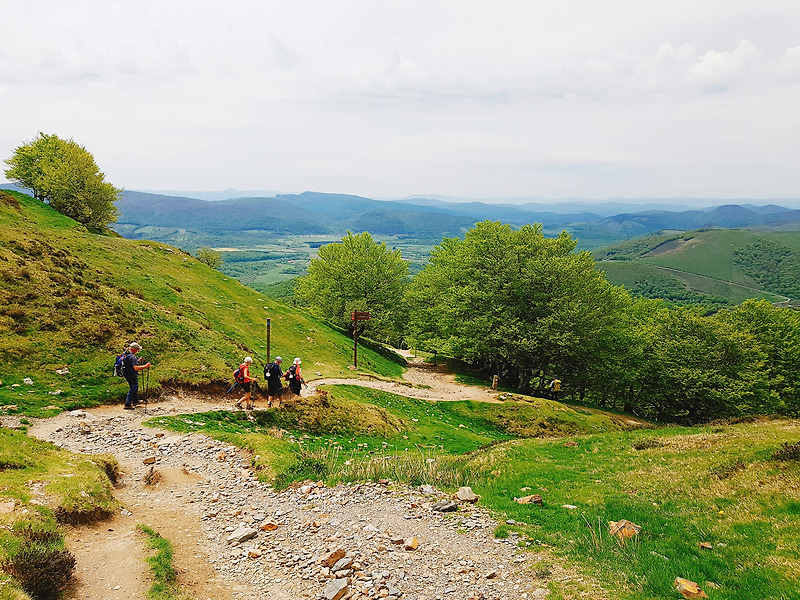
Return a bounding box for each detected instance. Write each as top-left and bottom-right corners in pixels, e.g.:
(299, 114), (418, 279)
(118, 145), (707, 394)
(234, 357), (257, 410)
(263, 356), (284, 408)
(120, 342), (151, 410)
(285, 357), (304, 396)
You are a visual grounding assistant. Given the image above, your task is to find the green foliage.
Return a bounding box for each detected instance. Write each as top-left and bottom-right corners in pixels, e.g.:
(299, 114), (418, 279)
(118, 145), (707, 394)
(0, 428), (116, 600)
(1, 531), (75, 600)
(195, 246), (223, 268)
(137, 525), (190, 600)
(273, 454), (329, 490)
(734, 239), (800, 298)
(470, 421), (800, 600)
(151, 384), (643, 488)
(295, 231), (409, 343)
(407, 220), (630, 392)
(4, 133), (120, 231)
(0, 191), (403, 415)
(772, 440), (800, 461)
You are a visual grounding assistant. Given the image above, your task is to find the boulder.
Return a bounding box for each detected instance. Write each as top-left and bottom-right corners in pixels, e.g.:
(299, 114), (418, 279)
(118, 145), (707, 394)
(453, 486), (479, 503)
(323, 578), (349, 600)
(226, 525), (258, 544)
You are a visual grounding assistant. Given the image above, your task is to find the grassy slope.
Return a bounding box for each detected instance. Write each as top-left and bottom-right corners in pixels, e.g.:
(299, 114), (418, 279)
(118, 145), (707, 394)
(0, 191), (403, 415)
(472, 420), (800, 600)
(595, 229), (798, 303)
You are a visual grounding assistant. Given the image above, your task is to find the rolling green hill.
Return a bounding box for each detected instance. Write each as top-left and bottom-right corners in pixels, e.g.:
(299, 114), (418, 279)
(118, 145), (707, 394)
(0, 190), (403, 416)
(594, 229), (800, 306)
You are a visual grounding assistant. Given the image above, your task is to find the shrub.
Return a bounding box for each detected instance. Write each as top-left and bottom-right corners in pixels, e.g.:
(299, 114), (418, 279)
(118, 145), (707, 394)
(772, 441), (800, 462)
(272, 453), (328, 490)
(2, 524), (75, 600)
(632, 438), (663, 450)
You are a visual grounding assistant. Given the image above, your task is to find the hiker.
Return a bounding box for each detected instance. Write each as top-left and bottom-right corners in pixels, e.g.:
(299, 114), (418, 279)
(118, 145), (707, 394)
(285, 357), (304, 396)
(235, 357), (257, 410)
(264, 356), (284, 408)
(549, 377), (562, 400)
(123, 342), (151, 410)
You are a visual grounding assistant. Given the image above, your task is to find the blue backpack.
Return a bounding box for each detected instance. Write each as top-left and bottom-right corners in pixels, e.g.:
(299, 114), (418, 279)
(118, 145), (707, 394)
(113, 351), (130, 377)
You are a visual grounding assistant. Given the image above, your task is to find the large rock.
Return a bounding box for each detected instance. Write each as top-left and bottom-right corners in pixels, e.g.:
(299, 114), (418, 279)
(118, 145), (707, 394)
(320, 548), (346, 567)
(453, 486), (480, 503)
(431, 500), (458, 512)
(323, 578), (349, 600)
(226, 525), (258, 544)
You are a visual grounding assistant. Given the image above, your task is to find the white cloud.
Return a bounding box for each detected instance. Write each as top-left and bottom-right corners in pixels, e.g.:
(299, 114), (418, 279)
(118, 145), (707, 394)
(684, 39), (760, 92)
(2, 0), (800, 199)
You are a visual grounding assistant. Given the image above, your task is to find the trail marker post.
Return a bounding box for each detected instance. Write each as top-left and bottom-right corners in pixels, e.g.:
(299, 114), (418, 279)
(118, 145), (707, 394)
(351, 311), (371, 368)
(266, 317), (271, 362)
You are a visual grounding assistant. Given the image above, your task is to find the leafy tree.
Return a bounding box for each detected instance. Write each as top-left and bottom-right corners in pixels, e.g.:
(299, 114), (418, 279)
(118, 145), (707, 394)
(715, 300), (800, 416)
(619, 304), (765, 422)
(4, 133), (120, 231)
(196, 247), (223, 269)
(407, 220), (629, 391)
(294, 231), (408, 343)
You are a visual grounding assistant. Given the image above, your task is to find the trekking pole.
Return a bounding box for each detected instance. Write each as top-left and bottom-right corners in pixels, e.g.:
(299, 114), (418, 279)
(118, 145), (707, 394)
(226, 381), (238, 394)
(142, 365), (150, 415)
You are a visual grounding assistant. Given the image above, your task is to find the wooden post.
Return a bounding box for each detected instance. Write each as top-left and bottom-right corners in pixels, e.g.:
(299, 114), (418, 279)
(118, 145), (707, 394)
(266, 317), (271, 361)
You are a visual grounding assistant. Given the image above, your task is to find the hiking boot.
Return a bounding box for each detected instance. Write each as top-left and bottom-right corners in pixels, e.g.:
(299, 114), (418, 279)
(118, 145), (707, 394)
(123, 405), (134, 410)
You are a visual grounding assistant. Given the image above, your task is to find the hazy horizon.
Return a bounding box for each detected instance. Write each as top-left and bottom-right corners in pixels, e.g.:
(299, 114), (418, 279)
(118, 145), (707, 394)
(2, 2), (799, 200)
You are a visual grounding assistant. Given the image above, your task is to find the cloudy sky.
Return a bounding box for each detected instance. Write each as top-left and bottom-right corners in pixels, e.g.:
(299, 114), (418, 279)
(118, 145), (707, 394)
(2, 1), (800, 203)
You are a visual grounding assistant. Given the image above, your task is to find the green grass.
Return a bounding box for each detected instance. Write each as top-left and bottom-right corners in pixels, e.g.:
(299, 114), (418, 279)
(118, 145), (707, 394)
(149, 387), (799, 600)
(137, 525), (190, 600)
(470, 421), (800, 600)
(0, 190), (405, 416)
(0, 427), (118, 599)
(595, 229), (800, 305)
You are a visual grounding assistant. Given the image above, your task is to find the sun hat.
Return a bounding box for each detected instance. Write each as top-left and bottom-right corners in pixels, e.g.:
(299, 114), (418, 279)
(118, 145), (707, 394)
(129, 342), (141, 350)
(293, 358), (301, 365)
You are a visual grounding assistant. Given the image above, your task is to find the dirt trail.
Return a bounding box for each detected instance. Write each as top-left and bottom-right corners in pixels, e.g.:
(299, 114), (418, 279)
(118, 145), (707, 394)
(25, 362), (597, 600)
(306, 356), (502, 403)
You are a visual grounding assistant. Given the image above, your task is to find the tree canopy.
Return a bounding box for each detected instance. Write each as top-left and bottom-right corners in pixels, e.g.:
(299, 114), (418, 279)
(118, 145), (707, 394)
(407, 221), (630, 390)
(4, 133), (120, 231)
(295, 231), (408, 343)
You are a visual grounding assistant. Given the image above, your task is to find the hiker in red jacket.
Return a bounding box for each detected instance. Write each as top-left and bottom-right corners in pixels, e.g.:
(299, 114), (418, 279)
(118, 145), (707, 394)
(235, 357), (257, 410)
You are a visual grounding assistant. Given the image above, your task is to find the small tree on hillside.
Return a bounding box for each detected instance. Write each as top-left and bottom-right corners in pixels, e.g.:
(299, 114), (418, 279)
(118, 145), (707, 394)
(4, 133), (121, 231)
(196, 247), (223, 269)
(295, 231), (408, 343)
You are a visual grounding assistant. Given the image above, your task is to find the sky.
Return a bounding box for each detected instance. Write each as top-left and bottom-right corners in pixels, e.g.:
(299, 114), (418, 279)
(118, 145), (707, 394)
(2, 1), (800, 204)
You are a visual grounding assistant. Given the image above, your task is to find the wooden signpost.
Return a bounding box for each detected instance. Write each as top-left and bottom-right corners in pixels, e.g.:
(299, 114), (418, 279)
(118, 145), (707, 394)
(351, 311), (371, 368)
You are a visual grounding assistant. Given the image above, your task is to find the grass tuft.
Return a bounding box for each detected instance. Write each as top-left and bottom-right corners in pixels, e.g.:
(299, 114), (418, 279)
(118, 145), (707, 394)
(137, 525), (191, 600)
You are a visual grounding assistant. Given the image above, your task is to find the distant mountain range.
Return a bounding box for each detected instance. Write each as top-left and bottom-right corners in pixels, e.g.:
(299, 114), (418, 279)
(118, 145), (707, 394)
(4, 184), (800, 245)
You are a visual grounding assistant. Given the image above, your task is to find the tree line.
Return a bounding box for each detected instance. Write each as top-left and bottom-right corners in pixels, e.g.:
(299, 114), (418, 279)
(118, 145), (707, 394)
(297, 224), (800, 423)
(6, 134), (798, 422)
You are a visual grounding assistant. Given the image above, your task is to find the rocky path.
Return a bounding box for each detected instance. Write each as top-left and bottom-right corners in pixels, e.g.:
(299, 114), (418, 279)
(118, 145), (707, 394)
(25, 368), (601, 600)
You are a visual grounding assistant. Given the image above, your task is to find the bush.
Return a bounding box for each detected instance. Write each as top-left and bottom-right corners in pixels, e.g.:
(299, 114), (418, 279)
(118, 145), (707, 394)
(772, 441), (800, 462)
(2, 524), (75, 600)
(632, 438), (663, 450)
(272, 453), (328, 490)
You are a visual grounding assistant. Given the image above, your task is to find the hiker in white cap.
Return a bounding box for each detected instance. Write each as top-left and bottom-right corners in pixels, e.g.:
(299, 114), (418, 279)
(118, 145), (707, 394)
(285, 357), (304, 396)
(123, 342), (151, 410)
(235, 356), (257, 410)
